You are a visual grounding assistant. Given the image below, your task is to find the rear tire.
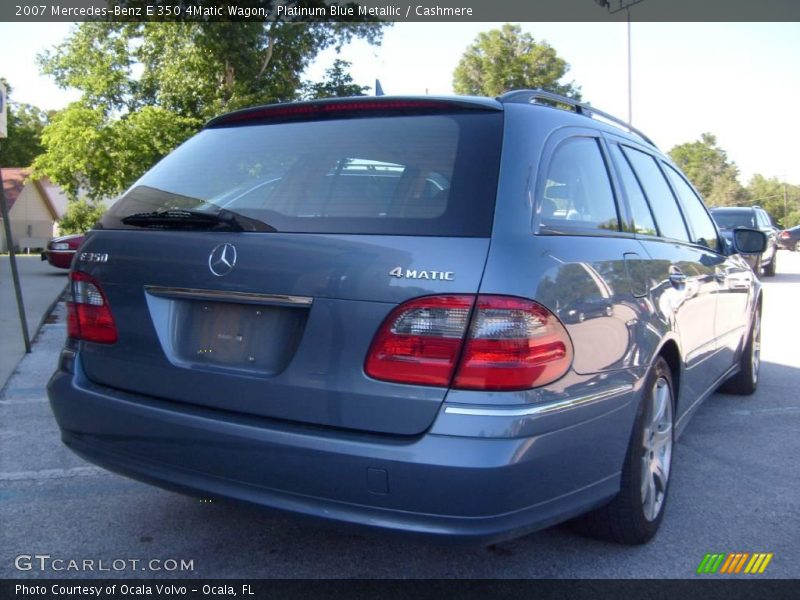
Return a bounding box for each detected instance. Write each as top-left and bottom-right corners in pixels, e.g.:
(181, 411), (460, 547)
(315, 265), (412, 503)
(719, 308), (761, 395)
(572, 357), (674, 545)
(763, 252), (777, 277)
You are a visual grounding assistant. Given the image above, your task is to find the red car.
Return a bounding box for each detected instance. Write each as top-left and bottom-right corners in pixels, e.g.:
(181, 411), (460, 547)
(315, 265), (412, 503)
(41, 233), (85, 269)
(777, 225), (800, 251)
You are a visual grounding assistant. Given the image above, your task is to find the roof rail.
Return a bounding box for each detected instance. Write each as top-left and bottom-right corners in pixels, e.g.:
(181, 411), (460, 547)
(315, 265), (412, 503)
(498, 89), (657, 148)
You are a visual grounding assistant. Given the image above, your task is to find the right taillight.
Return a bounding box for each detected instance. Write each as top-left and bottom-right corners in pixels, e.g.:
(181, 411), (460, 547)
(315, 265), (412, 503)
(779, 231), (790, 239)
(365, 294), (572, 391)
(67, 270), (118, 344)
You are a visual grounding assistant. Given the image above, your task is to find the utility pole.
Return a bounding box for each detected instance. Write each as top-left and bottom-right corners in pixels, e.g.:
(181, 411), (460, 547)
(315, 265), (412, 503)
(627, 8), (632, 123)
(784, 181), (788, 222)
(595, 0), (648, 124)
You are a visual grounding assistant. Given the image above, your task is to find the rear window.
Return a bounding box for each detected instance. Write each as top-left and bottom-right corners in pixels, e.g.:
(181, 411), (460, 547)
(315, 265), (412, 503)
(711, 210), (757, 230)
(101, 112), (503, 236)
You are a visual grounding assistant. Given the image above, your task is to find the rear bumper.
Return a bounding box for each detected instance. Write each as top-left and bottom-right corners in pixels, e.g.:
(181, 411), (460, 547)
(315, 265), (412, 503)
(42, 249), (75, 269)
(48, 361), (637, 544)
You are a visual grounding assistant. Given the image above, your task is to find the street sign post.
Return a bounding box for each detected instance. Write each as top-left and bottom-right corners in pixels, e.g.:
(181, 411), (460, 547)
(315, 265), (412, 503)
(0, 82), (33, 353)
(0, 82), (7, 139)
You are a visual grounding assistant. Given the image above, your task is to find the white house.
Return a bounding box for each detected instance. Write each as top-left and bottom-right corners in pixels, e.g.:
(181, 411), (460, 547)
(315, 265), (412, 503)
(0, 168), (69, 252)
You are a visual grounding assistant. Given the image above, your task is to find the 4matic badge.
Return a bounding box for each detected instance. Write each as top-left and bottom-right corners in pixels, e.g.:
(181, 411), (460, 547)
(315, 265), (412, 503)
(389, 267), (454, 281)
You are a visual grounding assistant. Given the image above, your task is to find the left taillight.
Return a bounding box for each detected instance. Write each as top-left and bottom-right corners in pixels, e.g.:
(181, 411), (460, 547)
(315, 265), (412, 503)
(67, 271), (118, 344)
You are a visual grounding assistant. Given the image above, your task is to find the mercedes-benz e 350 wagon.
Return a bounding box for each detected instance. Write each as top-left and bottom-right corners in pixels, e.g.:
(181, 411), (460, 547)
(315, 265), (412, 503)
(48, 91), (766, 545)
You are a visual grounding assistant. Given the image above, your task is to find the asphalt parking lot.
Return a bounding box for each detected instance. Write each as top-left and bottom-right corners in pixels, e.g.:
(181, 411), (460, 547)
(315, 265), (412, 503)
(1, 251), (799, 579)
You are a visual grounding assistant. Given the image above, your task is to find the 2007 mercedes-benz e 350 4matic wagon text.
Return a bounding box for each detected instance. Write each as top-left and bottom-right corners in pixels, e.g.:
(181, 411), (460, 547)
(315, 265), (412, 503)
(48, 91), (766, 545)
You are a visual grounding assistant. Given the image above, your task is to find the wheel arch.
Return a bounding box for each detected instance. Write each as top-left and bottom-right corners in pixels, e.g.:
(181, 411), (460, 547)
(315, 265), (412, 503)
(655, 339), (681, 414)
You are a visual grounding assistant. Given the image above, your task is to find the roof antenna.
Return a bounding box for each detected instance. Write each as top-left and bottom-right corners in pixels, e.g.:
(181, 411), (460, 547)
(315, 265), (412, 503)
(375, 79), (384, 96)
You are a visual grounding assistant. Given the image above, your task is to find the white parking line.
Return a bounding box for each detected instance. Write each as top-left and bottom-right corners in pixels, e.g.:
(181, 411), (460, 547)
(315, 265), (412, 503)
(0, 398), (48, 405)
(0, 466), (109, 481)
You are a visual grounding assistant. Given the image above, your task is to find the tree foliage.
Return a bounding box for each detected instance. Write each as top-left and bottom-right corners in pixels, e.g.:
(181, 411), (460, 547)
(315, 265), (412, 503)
(33, 17), (385, 204)
(668, 133), (748, 207)
(453, 24), (581, 98)
(0, 80), (50, 167)
(746, 174), (800, 228)
(58, 199), (108, 234)
(300, 59), (369, 99)
(668, 133), (800, 227)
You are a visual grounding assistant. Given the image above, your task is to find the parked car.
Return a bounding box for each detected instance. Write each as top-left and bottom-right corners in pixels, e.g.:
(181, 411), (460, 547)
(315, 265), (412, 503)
(710, 206), (778, 276)
(40, 233), (85, 269)
(48, 91), (766, 546)
(558, 294), (614, 323)
(777, 225), (800, 251)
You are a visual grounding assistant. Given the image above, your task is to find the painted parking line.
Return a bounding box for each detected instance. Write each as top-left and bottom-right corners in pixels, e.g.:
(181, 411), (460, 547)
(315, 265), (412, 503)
(0, 466), (109, 482)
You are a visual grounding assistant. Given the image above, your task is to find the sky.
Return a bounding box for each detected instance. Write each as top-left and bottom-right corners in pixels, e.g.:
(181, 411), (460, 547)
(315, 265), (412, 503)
(1, 21), (799, 185)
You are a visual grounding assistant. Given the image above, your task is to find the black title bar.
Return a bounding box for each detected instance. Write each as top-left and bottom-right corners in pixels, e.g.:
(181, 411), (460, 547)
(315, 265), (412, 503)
(3, 0), (800, 23)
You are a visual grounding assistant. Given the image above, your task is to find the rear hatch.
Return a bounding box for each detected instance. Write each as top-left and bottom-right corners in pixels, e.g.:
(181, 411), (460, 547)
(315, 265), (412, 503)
(76, 99), (504, 435)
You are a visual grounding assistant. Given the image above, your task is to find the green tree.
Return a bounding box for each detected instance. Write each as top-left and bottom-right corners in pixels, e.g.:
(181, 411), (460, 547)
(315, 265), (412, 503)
(668, 133), (748, 207)
(33, 17), (386, 203)
(0, 80), (50, 167)
(453, 24), (581, 98)
(58, 199), (107, 234)
(746, 174), (800, 228)
(300, 59), (369, 99)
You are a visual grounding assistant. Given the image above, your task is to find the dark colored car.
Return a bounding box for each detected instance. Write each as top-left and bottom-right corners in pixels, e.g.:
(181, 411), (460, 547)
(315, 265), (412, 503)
(48, 91), (766, 546)
(777, 225), (800, 251)
(40, 233), (85, 269)
(559, 294), (614, 324)
(710, 206), (778, 276)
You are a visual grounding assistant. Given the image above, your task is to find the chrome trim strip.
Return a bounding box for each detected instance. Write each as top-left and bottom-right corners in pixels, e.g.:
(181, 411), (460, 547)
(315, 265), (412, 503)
(144, 286), (313, 306)
(443, 385), (633, 417)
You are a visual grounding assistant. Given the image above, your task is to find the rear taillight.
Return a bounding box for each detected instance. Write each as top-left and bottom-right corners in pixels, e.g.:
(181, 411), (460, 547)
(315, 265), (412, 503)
(67, 271), (118, 344)
(453, 296), (572, 390)
(779, 231), (790, 239)
(365, 296), (474, 386)
(365, 295), (573, 391)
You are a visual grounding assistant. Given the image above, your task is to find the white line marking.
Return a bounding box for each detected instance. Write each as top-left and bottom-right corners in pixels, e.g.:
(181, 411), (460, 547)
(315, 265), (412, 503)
(0, 466), (109, 481)
(0, 398), (48, 405)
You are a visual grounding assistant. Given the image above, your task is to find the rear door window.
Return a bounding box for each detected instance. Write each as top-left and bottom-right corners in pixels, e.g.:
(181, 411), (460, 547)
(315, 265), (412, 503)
(102, 111), (503, 236)
(540, 137), (620, 232)
(663, 164), (721, 252)
(622, 146), (690, 243)
(608, 144), (658, 235)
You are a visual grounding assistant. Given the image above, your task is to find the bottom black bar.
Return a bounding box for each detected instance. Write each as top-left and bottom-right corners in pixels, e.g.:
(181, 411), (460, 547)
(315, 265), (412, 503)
(2, 579), (799, 600)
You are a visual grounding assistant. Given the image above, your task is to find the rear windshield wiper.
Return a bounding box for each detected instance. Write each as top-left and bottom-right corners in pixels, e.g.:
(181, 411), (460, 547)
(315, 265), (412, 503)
(120, 208), (276, 232)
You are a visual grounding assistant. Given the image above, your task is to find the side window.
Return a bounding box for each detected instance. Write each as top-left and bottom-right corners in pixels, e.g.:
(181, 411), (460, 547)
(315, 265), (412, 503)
(540, 137), (620, 232)
(622, 146), (689, 242)
(608, 144), (658, 235)
(664, 164), (721, 252)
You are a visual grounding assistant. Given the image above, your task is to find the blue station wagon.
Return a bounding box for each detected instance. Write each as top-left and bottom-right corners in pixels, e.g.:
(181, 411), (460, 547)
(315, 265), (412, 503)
(48, 91), (766, 545)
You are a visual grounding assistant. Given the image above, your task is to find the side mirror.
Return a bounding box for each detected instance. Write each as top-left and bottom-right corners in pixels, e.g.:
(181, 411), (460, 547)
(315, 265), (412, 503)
(733, 228), (767, 255)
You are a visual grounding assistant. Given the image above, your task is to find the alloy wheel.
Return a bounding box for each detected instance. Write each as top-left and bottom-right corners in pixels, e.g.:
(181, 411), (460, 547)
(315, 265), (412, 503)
(640, 376), (673, 522)
(751, 312), (761, 387)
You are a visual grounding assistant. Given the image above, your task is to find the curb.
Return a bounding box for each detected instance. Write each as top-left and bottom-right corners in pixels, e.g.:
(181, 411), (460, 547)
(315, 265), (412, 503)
(0, 281), (67, 396)
(31, 282), (68, 343)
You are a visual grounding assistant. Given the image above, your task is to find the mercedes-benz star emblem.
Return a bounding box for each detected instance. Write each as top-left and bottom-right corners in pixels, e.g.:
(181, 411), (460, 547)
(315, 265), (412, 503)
(208, 243), (237, 277)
